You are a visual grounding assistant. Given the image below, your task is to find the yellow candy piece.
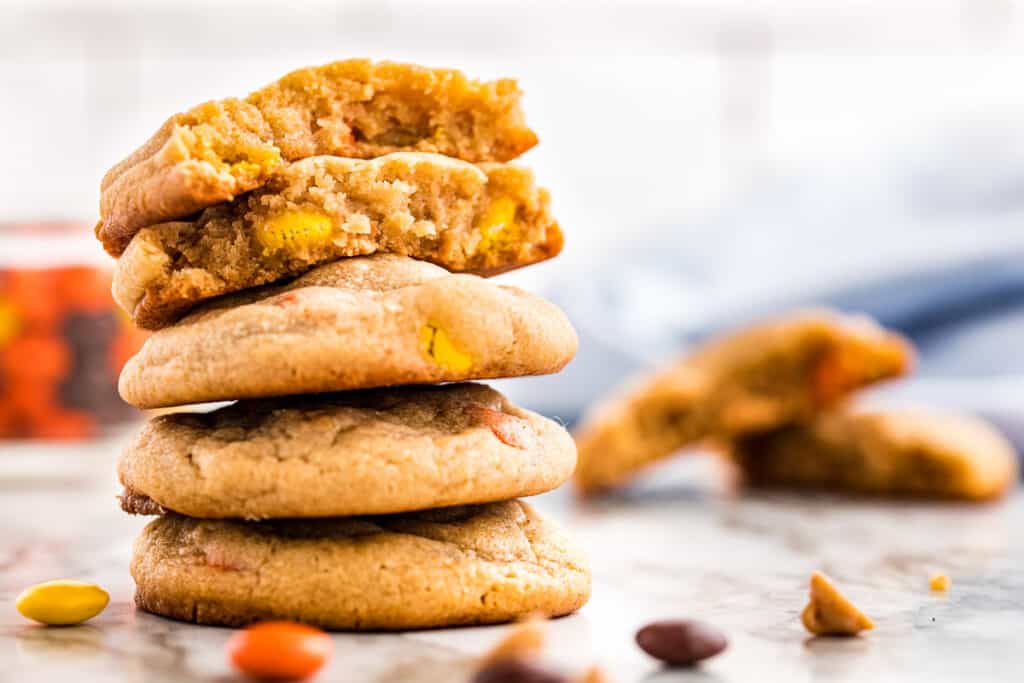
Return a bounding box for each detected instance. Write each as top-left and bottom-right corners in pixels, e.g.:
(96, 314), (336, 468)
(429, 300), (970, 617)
(230, 160), (263, 178)
(228, 146), (282, 177)
(476, 197), (521, 253)
(16, 579), (110, 626)
(255, 210), (335, 254)
(0, 298), (20, 347)
(419, 324), (473, 372)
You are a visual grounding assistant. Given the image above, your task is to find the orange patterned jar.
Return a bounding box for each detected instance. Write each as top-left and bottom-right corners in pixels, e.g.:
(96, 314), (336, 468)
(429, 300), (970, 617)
(0, 222), (146, 439)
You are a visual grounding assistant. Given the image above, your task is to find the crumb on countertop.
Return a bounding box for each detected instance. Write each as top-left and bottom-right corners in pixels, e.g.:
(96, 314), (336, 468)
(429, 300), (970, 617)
(930, 572), (951, 592)
(801, 571), (875, 636)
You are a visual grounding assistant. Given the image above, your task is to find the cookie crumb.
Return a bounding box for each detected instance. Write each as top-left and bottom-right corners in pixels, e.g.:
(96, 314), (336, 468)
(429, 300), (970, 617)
(801, 571), (874, 636)
(929, 572), (951, 592)
(480, 614), (547, 665)
(574, 665), (611, 683)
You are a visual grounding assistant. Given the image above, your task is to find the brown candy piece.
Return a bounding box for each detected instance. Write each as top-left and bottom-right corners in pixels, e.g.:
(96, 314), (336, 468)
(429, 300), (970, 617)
(635, 619), (728, 666)
(472, 659), (567, 683)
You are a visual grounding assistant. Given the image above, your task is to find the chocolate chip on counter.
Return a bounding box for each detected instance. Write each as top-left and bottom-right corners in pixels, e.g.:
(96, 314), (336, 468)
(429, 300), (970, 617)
(472, 658), (567, 683)
(635, 619), (728, 666)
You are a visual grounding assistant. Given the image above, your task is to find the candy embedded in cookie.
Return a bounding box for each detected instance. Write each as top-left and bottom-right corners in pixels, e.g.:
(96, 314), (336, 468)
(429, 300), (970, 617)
(477, 196), (521, 253)
(420, 323), (473, 372)
(254, 210), (336, 255)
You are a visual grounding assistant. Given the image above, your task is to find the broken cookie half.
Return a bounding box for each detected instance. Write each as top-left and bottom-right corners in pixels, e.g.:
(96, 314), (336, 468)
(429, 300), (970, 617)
(114, 153), (561, 329)
(98, 59), (539, 254)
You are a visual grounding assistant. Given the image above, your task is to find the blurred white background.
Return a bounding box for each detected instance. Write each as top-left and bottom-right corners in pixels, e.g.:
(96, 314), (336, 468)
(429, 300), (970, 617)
(6, 0), (1024, 425)
(5, 1), (1024, 265)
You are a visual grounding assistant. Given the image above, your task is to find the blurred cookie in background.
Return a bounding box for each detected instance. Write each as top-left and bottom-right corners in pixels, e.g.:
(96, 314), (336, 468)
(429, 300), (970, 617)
(573, 309), (913, 495)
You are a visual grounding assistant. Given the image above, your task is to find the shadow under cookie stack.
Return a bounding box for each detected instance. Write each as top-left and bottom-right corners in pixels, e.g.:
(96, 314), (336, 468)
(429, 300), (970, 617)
(100, 59), (591, 630)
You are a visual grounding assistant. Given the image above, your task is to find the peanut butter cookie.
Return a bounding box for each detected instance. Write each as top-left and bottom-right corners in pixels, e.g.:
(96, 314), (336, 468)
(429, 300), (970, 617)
(99, 59), (538, 254)
(118, 383), (576, 519)
(119, 255), (577, 408)
(573, 310), (913, 494)
(113, 153), (561, 328)
(731, 408), (1018, 500)
(131, 501), (591, 630)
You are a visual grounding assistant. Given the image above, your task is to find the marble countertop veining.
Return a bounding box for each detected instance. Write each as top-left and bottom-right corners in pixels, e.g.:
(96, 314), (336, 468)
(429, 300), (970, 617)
(1, 439), (1022, 683)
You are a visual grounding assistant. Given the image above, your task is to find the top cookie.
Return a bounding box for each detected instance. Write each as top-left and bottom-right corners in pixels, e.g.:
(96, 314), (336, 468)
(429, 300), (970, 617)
(119, 255), (578, 408)
(98, 59), (538, 254)
(573, 310), (913, 494)
(113, 153), (562, 329)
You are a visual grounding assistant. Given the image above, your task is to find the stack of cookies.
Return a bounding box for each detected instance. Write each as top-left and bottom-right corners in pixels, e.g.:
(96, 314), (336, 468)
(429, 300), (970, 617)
(100, 59), (591, 630)
(575, 310), (1018, 501)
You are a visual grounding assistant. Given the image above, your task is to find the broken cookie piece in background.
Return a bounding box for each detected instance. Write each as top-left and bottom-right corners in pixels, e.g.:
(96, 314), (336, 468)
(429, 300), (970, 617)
(573, 309), (912, 495)
(731, 408), (1018, 501)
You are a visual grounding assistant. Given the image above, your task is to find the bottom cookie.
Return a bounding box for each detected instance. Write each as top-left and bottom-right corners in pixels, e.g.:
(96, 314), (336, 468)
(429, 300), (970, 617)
(731, 409), (1018, 501)
(131, 500), (590, 630)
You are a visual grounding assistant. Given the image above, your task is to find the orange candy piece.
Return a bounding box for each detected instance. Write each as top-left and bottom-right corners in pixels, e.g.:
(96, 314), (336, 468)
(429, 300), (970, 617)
(110, 324), (149, 373)
(3, 270), (62, 330)
(55, 265), (116, 314)
(0, 263), (145, 439)
(1, 334), (69, 379)
(227, 622), (333, 680)
(811, 349), (858, 407)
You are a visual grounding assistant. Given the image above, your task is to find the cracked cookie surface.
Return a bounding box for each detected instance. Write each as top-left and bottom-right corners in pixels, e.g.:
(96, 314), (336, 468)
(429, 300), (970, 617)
(119, 383), (576, 518)
(131, 500), (591, 630)
(573, 310), (913, 495)
(99, 59), (538, 254)
(731, 408), (1018, 501)
(119, 255), (577, 408)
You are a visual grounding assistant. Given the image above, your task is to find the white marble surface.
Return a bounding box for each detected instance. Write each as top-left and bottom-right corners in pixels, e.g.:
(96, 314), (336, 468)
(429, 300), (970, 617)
(1, 438), (1022, 682)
